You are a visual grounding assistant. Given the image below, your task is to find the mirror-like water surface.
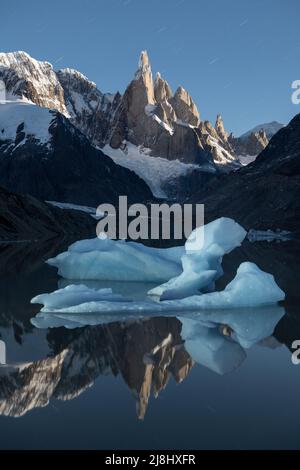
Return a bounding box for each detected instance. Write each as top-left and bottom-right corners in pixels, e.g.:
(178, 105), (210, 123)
(0, 239), (299, 450)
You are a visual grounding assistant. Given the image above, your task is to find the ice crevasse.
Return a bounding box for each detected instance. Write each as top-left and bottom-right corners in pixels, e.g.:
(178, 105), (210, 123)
(32, 218), (286, 314)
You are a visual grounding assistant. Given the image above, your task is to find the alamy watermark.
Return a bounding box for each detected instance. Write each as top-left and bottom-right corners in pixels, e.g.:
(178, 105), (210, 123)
(96, 196), (204, 247)
(291, 80), (300, 105)
(0, 340), (6, 365)
(291, 340), (300, 365)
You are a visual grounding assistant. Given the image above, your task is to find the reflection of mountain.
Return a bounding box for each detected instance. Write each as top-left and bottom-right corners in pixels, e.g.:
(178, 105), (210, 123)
(0, 302), (288, 420)
(0, 317), (194, 420)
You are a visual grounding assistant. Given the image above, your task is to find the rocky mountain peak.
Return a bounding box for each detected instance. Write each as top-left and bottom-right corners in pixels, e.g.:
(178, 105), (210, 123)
(0, 51), (67, 115)
(170, 85), (200, 126)
(132, 50), (155, 105)
(135, 50), (151, 79)
(154, 71), (173, 103)
(57, 68), (97, 92)
(215, 114), (229, 142)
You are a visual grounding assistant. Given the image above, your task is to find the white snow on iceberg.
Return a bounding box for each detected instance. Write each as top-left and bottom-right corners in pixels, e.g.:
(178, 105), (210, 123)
(35, 217), (285, 319)
(31, 261), (285, 315)
(148, 217), (246, 300)
(48, 236), (184, 282)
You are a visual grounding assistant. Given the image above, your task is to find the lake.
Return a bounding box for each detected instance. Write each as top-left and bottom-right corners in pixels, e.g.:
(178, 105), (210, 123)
(0, 237), (299, 450)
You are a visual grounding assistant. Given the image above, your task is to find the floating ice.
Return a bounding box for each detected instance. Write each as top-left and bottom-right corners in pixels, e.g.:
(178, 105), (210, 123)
(148, 218), (247, 300)
(34, 217), (285, 324)
(31, 285), (131, 312)
(31, 261), (285, 316)
(48, 237), (184, 282)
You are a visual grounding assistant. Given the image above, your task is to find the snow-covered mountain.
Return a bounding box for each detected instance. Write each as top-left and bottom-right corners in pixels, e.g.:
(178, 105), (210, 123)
(0, 49), (283, 202)
(240, 121), (284, 140)
(56, 67), (121, 146)
(108, 51), (239, 170)
(0, 101), (152, 205)
(0, 51), (67, 114)
(228, 121), (284, 164)
(189, 113), (300, 232)
(0, 49), (243, 199)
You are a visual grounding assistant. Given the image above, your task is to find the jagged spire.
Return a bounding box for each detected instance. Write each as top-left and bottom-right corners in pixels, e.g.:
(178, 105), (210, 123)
(170, 85), (200, 126)
(215, 114), (228, 141)
(154, 71), (173, 102)
(135, 50), (152, 80)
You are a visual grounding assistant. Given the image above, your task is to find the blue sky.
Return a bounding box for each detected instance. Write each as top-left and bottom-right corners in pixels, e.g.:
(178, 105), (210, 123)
(1, 0), (299, 135)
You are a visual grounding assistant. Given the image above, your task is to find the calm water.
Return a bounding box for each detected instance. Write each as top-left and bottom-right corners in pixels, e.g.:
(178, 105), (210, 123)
(0, 237), (300, 450)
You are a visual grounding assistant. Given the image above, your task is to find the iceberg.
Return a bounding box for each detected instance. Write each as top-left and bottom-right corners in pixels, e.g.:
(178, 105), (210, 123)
(31, 262), (285, 315)
(48, 237), (184, 282)
(148, 217), (247, 300)
(47, 217), (245, 288)
(33, 217), (284, 320)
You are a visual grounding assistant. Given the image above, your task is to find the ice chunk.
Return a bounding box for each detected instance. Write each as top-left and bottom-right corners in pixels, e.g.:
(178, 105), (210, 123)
(48, 237), (184, 282)
(149, 218), (247, 300)
(31, 261), (284, 317)
(31, 285), (131, 311)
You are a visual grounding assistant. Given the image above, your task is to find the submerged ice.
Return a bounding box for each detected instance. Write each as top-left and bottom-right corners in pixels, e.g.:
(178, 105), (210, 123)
(34, 217), (285, 317)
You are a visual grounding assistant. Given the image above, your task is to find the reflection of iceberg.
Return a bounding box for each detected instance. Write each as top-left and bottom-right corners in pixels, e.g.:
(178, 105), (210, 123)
(184, 306), (285, 349)
(179, 318), (246, 375)
(31, 305), (285, 377)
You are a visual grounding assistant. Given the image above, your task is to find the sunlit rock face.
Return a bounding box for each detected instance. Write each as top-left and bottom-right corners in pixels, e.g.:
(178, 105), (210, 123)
(0, 318), (194, 420)
(170, 85), (200, 127)
(109, 51), (238, 167)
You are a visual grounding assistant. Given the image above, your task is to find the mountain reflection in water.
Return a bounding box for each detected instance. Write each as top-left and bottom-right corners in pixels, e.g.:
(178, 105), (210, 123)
(0, 237), (299, 426)
(0, 305), (286, 420)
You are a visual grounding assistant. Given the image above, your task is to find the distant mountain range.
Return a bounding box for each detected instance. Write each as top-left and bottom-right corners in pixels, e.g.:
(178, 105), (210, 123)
(0, 50), (284, 202)
(0, 49), (297, 235)
(190, 114), (300, 232)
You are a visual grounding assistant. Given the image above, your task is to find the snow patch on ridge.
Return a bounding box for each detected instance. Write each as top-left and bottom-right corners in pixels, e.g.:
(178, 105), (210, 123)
(0, 102), (54, 147)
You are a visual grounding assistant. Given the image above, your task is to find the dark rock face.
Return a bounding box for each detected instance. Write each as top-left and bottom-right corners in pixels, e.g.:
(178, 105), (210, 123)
(189, 114), (300, 232)
(0, 186), (95, 240)
(229, 129), (269, 157)
(0, 106), (153, 207)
